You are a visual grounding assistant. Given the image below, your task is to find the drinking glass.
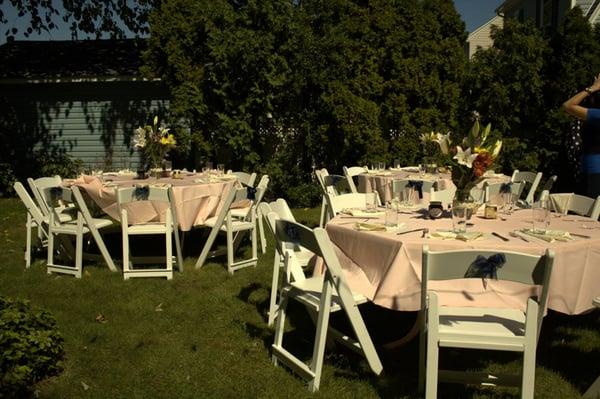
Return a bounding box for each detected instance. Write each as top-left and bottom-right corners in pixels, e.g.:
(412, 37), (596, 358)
(452, 204), (468, 233)
(365, 192), (377, 211)
(206, 161), (214, 171)
(217, 164), (225, 176)
(385, 202), (398, 227)
(379, 161), (386, 171)
(400, 187), (416, 207)
(418, 164), (426, 176)
(502, 192), (515, 215)
(532, 199), (550, 233)
(394, 159), (401, 169)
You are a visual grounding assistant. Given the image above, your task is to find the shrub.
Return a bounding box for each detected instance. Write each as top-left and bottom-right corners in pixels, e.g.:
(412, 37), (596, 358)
(34, 151), (84, 179)
(0, 297), (65, 397)
(0, 163), (16, 198)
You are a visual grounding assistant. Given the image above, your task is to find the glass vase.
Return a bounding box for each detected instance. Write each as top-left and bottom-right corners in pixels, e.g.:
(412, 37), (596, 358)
(451, 189), (475, 233)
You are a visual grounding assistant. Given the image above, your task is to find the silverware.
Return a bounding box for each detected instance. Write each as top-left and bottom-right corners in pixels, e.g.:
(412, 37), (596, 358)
(397, 227), (427, 235)
(509, 231), (529, 242)
(492, 232), (509, 241)
(570, 232), (591, 239)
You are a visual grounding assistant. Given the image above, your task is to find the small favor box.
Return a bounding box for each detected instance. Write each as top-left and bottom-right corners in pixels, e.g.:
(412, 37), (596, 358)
(484, 204), (498, 219)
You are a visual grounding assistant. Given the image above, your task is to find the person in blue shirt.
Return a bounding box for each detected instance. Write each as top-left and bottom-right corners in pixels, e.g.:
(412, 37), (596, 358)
(563, 73), (600, 197)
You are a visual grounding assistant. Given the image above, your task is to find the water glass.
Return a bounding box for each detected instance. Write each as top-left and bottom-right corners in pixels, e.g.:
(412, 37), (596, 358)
(378, 161), (386, 171)
(418, 164), (426, 176)
(502, 192), (516, 215)
(532, 199), (550, 233)
(452, 204), (468, 233)
(206, 161), (214, 171)
(385, 202), (398, 227)
(365, 192), (377, 211)
(394, 159), (401, 169)
(217, 164), (225, 176)
(399, 187), (416, 206)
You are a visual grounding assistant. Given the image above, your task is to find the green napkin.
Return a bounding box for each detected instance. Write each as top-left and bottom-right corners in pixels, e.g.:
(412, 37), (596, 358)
(520, 228), (571, 242)
(429, 230), (484, 241)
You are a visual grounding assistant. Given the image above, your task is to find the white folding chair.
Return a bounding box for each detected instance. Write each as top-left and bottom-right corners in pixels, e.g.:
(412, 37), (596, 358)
(549, 193), (600, 219)
(271, 219), (383, 392)
(231, 175), (269, 253)
(227, 171), (257, 187)
(429, 187), (456, 208)
(27, 176), (76, 221)
(419, 245), (554, 399)
(342, 165), (367, 193)
(194, 186), (262, 273)
(42, 186), (117, 278)
(116, 185), (183, 280)
(511, 170), (543, 206)
(259, 199), (314, 327)
(392, 179), (436, 202)
(325, 192), (381, 219)
(483, 181), (525, 204)
(14, 182), (50, 268)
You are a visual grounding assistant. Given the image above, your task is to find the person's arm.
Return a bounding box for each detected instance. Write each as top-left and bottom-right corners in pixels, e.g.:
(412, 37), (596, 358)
(563, 73), (600, 120)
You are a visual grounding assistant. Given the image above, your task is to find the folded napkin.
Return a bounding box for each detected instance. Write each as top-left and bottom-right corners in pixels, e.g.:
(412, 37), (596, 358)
(102, 181), (117, 187)
(342, 208), (385, 218)
(375, 171), (393, 176)
(429, 230), (484, 241)
(400, 166), (419, 172)
(354, 222), (406, 232)
(103, 172), (119, 176)
(520, 228), (572, 242)
(118, 169), (136, 176)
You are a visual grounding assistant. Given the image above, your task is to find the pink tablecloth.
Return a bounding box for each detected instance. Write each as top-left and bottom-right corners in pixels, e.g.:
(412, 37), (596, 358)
(357, 170), (509, 203)
(320, 208), (600, 315)
(70, 174), (236, 231)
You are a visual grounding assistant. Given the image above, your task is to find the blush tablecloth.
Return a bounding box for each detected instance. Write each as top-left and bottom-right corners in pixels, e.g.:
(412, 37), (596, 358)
(69, 174), (236, 231)
(320, 208), (600, 315)
(357, 170), (509, 203)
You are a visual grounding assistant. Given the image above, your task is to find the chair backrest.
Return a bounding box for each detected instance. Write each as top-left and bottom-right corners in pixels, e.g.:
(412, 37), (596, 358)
(267, 198), (296, 222)
(263, 210), (306, 283)
(536, 175), (557, 202)
(343, 166), (367, 193)
(422, 245), (554, 335)
(116, 185), (177, 225)
(511, 170), (543, 205)
(391, 179), (436, 199)
(429, 187), (456, 207)
(325, 193), (380, 217)
(230, 171), (257, 187)
(321, 174), (351, 196)
(40, 186), (78, 227)
(14, 181), (47, 225)
(483, 181), (525, 204)
(27, 176), (63, 216)
(567, 194), (600, 219)
(314, 168), (329, 193)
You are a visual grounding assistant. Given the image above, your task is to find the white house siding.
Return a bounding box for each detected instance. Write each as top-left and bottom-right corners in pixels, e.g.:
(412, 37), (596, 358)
(466, 16), (504, 59)
(4, 80), (171, 170)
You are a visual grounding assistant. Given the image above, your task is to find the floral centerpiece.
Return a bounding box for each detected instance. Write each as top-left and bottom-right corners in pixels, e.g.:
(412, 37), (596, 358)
(434, 118), (502, 203)
(133, 116), (176, 170)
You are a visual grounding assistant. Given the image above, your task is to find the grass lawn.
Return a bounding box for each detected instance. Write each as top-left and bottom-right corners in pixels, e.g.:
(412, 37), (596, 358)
(1, 197), (599, 398)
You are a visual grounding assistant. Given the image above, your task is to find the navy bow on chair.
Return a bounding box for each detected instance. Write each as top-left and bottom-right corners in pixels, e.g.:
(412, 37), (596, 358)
(499, 182), (512, 194)
(408, 180), (424, 199)
(134, 185), (150, 201)
(242, 183), (256, 201)
(464, 253), (506, 288)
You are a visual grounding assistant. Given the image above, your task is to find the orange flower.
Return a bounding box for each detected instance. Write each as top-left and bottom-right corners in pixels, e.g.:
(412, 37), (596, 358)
(472, 152), (493, 177)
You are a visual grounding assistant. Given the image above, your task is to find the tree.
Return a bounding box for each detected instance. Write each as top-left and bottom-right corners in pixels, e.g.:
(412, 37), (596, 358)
(0, 0), (154, 42)
(463, 19), (549, 173)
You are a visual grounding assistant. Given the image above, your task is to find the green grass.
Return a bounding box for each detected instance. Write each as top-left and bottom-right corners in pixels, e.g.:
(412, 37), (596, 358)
(1, 198), (599, 398)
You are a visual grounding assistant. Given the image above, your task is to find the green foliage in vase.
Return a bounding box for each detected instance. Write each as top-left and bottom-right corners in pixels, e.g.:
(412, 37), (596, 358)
(0, 297), (65, 397)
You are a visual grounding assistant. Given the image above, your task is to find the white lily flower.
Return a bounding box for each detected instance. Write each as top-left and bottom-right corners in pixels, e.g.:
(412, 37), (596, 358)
(491, 140), (502, 158)
(435, 132), (451, 155)
(453, 146), (478, 168)
(133, 127), (147, 148)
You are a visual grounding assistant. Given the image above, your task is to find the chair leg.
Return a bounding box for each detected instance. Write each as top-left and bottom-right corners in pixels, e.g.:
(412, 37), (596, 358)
(47, 228), (55, 275)
(166, 224), (173, 280)
(319, 197), (327, 228)
(74, 223), (83, 279)
(122, 226), (130, 280)
(272, 288), (289, 367)
(308, 280), (333, 393)
(251, 217), (257, 266)
(25, 213), (33, 268)
(418, 312), (427, 394)
(267, 254), (282, 327)
(258, 210), (267, 254)
(173, 228), (184, 272)
(425, 296), (439, 399)
(226, 223), (234, 275)
(195, 224), (220, 269)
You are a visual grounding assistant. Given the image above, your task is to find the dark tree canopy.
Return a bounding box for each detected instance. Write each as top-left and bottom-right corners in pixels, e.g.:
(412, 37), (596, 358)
(0, 0), (155, 41)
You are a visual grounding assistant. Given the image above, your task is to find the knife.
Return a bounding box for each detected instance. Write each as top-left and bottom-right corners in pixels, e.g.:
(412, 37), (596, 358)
(570, 232), (591, 239)
(492, 232), (509, 241)
(397, 227), (426, 235)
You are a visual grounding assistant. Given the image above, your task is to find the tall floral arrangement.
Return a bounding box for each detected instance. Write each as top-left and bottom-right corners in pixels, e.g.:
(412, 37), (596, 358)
(420, 131), (443, 166)
(434, 119), (502, 201)
(133, 116), (176, 169)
